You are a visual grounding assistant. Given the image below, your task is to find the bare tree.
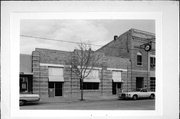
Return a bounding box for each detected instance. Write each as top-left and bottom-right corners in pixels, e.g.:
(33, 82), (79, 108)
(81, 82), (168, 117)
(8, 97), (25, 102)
(69, 42), (101, 101)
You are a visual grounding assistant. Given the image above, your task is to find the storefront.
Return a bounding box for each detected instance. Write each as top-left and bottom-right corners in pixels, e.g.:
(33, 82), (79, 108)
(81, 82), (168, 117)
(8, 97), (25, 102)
(48, 67), (64, 97)
(112, 70), (123, 95)
(31, 48), (129, 98)
(20, 73), (33, 93)
(20, 54), (33, 94)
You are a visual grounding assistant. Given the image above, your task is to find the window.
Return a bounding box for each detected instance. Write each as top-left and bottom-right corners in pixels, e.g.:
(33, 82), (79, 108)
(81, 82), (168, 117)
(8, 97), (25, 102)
(150, 57), (155, 69)
(112, 71), (122, 82)
(83, 82), (99, 90)
(48, 67), (64, 82)
(150, 77), (156, 91)
(82, 69), (100, 90)
(83, 69), (100, 82)
(20, 77), (28, 92)
(137, 52), (142, 65)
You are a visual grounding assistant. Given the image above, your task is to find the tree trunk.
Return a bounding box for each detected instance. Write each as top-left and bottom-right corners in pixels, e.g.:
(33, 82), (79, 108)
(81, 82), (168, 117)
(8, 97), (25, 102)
(80, 78), (84, 101)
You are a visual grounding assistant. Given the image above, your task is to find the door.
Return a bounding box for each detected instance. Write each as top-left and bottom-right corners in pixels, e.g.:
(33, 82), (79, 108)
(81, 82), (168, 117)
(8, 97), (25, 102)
(112, 82), (122, 95)
(112, 81), (116, 95)
(49, 82), (63, 97)
(136, 77), (144, 91)
(55, 82), (63, 96)
(49, 82), (55, 97)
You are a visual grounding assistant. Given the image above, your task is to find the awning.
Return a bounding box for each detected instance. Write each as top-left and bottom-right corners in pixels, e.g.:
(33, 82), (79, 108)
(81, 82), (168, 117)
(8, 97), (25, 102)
(48, 67), (64, 82)
(83, 70), (100, 82)
(83, 78), (100, 82)
(112, 71), (122, 82)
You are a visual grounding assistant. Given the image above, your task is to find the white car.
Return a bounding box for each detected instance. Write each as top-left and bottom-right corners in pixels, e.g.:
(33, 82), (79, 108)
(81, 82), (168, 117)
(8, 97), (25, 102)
(119, 89), (155, 100)
(20, 93), (40, 106)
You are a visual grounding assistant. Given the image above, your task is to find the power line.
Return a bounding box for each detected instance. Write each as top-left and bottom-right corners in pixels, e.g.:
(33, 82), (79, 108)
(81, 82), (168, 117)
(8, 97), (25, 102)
(20, 34), (155, 52)
(20, 34), (94, 46)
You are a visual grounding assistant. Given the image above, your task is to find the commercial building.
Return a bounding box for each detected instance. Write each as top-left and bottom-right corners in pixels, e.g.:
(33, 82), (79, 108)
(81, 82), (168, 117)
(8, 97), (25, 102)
(97, 28), (156, 92)
(31, 48), (130, 98)
(19, 28), (155, 99)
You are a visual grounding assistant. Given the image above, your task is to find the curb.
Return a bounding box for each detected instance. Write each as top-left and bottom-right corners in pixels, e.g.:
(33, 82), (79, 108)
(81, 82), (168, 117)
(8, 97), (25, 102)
(40, 97), (118, 103)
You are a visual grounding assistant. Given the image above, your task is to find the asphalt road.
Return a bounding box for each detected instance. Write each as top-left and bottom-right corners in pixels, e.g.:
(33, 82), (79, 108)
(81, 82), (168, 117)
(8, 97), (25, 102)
(20, 99), (155, 110)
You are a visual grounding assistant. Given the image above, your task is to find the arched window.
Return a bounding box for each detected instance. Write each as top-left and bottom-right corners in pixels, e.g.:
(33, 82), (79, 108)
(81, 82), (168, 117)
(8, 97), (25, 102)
(137, 52), (142, 65)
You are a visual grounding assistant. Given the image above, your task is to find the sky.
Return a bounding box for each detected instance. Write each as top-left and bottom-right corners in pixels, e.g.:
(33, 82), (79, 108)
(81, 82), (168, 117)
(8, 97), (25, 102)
(20, 20), (155, 54)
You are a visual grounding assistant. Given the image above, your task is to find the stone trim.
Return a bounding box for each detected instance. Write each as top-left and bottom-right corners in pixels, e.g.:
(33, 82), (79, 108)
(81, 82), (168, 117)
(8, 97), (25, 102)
(107, 68), (127, 72)
(40, 63), (65, 67)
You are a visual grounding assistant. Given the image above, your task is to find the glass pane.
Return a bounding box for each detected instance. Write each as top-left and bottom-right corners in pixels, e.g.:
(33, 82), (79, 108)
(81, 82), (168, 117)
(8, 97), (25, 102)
(49, 82), (54, 88)
(55, 82), (62, 88)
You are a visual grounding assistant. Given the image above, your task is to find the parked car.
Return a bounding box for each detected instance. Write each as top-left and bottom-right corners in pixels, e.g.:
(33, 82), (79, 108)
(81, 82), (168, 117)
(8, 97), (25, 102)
(118, 88), (155, 100)
(20, 93), (40, 106)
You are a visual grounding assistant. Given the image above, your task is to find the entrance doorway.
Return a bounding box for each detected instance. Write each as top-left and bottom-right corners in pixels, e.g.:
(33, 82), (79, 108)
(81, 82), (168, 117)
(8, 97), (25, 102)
(48, 82), (63, 97)
(112, 82), (122, 95)
(136, 77), (144, 90)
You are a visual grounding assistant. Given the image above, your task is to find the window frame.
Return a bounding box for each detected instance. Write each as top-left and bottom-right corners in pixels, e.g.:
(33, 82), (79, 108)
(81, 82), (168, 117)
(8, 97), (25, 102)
(137, 52), (142, 66)
(83, 82), (99, 90)
(150, 56), (156, 69)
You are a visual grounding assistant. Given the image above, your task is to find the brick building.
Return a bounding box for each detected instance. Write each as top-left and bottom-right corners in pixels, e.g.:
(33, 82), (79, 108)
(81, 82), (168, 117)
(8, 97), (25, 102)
(31, 48), (130, 98)
(97, 28), (156, 91)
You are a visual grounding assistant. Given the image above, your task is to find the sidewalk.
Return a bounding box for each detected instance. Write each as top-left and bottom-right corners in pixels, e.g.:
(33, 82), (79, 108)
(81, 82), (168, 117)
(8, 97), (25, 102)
(40, 95), (118, 103)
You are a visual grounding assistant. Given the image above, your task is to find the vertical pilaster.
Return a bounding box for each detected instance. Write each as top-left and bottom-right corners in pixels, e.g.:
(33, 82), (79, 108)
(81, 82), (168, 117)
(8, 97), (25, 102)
(32, 51), (40, 95)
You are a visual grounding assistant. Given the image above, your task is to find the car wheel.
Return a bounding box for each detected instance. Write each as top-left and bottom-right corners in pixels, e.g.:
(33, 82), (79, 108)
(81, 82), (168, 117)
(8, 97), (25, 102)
(20, 100), (25, 106)
(150, 94), (155, 99)
(132, 95), (138, 100)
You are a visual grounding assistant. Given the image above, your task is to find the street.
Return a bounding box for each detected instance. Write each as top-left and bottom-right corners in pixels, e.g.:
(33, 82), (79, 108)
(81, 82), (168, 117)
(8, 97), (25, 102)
(20, 99), (155, 110)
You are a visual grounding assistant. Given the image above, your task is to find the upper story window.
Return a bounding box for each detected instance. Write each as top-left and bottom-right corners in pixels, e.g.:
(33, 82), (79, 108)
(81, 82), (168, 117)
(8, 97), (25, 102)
(150, 56), (155, 69)
(137, 52), (142, 65)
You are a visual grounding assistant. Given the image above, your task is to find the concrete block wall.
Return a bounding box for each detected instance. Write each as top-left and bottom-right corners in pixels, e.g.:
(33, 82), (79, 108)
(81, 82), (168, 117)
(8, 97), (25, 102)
(32, 48), (130, 99)
(32, 51), (49, 98)
(63, 67), (81, 98)
(32, 51), (40, 95)
(63, 68), (114, 98)
(39, 66), (49, 98)
(100, 70), (113, 96)
(121, 71), (131, 92)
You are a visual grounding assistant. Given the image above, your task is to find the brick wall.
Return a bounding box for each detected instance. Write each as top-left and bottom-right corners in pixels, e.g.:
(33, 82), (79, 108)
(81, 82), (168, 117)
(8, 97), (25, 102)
(97, 31), (131, 58)
(97, 29), (156, 91)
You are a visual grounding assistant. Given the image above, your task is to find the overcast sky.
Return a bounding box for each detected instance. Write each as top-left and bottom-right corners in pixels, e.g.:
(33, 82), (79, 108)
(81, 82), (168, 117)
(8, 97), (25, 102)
(20, 20), (155, 54)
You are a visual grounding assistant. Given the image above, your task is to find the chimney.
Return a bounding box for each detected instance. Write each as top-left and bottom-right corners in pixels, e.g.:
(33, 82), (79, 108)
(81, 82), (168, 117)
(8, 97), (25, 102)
(114, 35), (118, 41)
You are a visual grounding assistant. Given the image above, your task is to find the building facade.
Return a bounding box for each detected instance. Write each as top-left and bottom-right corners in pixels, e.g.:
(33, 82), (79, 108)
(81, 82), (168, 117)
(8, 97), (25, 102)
(31, 48), (130, 98)
(20, 28), (155, 99)
(97, 28), (156, 92)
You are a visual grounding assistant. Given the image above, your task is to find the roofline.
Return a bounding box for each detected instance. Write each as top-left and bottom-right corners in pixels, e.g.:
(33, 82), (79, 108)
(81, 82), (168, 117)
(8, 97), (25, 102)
(130, 28), (155, 36)
(96, 28), (155, 52)
(96, 30), (129, 52)
(35, 48), (72, 53)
